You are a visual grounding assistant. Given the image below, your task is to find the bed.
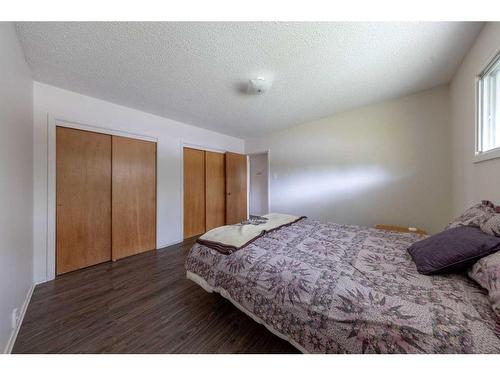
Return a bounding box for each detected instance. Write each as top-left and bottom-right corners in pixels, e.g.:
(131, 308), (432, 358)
(185, 218), (500, 353)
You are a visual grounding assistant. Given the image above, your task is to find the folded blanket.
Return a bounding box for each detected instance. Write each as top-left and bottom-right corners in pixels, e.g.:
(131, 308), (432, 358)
(197, 213), (306, 254)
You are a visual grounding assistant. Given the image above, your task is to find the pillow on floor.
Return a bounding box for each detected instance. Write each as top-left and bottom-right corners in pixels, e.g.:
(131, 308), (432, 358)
(446, 201), (496, 230)
(408, 226), (500, 275)
(469, 251), (500, 319)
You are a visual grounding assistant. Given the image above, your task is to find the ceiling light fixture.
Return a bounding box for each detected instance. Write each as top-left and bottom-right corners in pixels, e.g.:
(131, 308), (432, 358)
(247, 77), (272, 95)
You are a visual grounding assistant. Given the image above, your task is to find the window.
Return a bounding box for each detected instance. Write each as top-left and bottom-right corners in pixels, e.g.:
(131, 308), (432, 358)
(477, 51), (500, 159)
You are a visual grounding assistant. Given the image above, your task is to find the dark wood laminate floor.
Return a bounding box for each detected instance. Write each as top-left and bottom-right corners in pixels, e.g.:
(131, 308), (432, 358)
(13, 238), (299, 354)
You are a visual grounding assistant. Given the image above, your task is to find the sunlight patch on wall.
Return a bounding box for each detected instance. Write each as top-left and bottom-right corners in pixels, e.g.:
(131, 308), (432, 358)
(274, 166), (397, 205)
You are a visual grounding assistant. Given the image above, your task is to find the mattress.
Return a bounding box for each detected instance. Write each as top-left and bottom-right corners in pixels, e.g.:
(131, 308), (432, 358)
(185, 218), (500, 353)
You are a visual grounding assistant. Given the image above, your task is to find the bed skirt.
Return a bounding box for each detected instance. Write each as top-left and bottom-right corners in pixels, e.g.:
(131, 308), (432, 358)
(186, 270), (308, 354)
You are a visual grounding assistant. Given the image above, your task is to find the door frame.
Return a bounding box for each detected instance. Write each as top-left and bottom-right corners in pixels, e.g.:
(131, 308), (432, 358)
(46, 114), (158, 281)
(247, 150), (271, 215)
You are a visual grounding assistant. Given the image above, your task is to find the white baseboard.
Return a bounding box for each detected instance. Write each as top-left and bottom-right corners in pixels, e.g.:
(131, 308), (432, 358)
(4, 284), (35, 354)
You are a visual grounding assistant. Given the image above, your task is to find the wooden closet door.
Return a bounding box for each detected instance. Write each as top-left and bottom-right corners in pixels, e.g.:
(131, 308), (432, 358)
(225, 152), (248, 224)
(112, 136), (156, 260)
(56, 127), (112, 275)
(205, 151), (225, 231)
(183, 148), (206, 238)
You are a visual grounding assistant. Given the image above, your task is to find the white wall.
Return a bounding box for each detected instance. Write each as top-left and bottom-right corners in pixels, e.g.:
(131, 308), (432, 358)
(0, 23), (33, 352)
(245, 86), (452, 234)
(249, 153), (269, 216)
(33, 82), (244, 283)
(450, 22), (500, 215)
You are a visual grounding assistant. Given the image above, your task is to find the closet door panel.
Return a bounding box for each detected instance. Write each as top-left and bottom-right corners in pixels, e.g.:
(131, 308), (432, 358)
(56, 127), (112, 275)
(183, 148), (206, 238)
(225, 152), (248, 225)
(112, 136), (156, 260)
(205, 151), (225, 231)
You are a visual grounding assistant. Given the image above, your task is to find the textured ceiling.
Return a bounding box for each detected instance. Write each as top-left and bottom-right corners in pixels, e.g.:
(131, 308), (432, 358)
(16, 22), (483, 138)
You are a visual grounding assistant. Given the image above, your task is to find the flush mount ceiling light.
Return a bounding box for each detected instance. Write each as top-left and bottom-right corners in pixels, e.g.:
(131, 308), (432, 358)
(247, 77), (272, 95)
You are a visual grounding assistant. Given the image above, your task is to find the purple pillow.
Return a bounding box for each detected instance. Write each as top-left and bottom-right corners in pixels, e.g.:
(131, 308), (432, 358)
(408, 226), (500, 275)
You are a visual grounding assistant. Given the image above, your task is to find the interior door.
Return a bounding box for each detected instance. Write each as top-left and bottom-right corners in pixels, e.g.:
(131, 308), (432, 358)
(56, 127), (112, 274)
(205, 151), (225, 231)
(112, 136), (156, 260)
(183, 147), (206, 238)
(225, 152), (248, 224)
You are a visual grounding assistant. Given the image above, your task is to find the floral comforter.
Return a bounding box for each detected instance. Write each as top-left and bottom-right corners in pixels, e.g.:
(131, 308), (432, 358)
(185, 218), (500, 353)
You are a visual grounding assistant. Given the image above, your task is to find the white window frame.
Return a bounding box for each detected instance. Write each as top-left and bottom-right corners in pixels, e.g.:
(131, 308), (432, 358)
(475, 50), (500, 163)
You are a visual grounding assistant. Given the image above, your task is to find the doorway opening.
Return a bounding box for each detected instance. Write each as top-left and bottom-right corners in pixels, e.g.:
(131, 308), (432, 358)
(248, 152), (269, 217)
